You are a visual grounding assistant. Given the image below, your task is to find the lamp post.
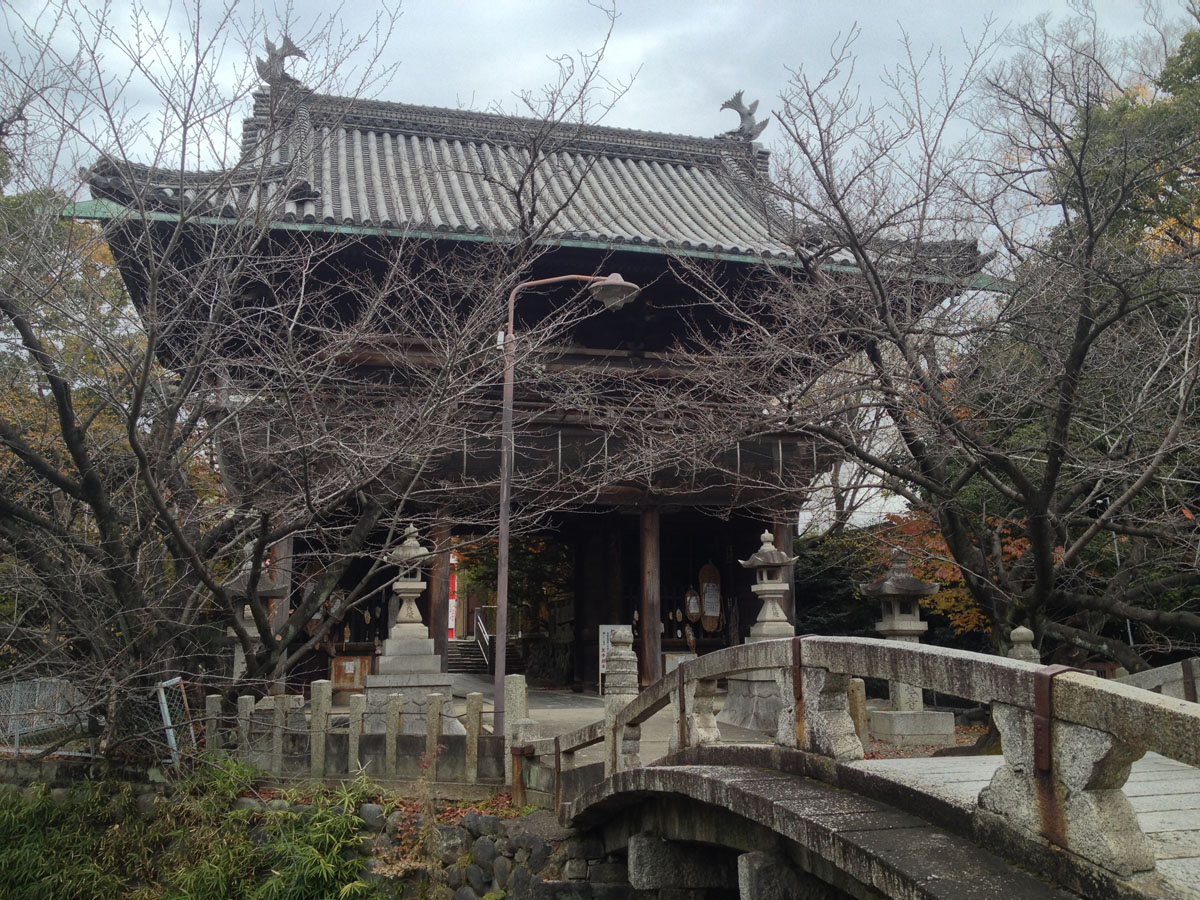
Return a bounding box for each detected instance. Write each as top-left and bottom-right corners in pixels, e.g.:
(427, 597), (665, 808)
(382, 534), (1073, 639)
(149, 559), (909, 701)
(494, 273), (640, 738)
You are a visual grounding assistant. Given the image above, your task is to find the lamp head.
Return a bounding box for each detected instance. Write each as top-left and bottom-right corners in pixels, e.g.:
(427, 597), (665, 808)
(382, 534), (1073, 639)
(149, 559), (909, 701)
(588, 273), (640, 310)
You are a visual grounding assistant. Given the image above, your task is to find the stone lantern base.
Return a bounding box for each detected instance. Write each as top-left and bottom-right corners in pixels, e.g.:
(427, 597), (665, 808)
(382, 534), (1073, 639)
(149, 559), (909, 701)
(867, 708), (955, 748)
(715, 613), (794, 733)
(362, 624), (464, 735)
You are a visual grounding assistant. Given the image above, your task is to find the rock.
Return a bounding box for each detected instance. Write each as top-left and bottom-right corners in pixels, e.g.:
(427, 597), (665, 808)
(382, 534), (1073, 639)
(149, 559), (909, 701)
(509, 832), (533, 852)
(465, 862), (489, 894)
(358, 802), (385, 831)
(589, 861), (628, 883)
(386, 809), (409, 834)
(510, 864), (532, 896)
(433, 824), (472, 866)
(493, 855), (512, 889)
(515, 848), (530, 864)
(233, 797), (263, 812)
(527, 837), (553, 873)
(565, 858), (588, 880)
(452, 887), (476, 900)
(501, 819), (525, 839)
(266, 798), (289, 812)
(446, 866), (464, 889)
(135, 792), (157, 818)
(462, 811), (482, 837)
(567, 837), (604, 860)
(495, 836), (512, 856)
(531, 883), (595, 900)
(472, 835), (498, 874)
(476, 814), (503, 836)
(591, 886), (634, 899)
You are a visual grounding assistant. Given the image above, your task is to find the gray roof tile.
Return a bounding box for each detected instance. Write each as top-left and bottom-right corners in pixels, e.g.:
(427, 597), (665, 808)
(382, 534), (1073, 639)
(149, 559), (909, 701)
(86, 89), (795, 261)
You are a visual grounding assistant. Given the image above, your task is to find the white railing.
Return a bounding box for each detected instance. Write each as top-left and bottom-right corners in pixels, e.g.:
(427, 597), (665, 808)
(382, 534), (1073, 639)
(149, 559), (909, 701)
(474, 610), (492, 673)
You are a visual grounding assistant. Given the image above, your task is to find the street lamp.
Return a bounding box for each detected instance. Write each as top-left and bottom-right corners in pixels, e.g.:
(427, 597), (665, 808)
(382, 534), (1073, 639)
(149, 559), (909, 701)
(493, 273), (640, 738)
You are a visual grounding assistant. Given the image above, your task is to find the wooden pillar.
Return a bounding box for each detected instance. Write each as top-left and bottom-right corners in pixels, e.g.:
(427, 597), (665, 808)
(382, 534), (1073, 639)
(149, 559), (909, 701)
(429, 512), (452, 672)
(640, 508), (662, 686)
(773, 521), (796, 623)
(606, 516), (624, 628)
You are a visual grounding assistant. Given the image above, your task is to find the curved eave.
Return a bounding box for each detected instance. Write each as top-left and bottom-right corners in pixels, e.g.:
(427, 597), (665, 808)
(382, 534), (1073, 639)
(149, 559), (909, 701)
(64, 197), (1006, 291)
(63, 197), (797, 268)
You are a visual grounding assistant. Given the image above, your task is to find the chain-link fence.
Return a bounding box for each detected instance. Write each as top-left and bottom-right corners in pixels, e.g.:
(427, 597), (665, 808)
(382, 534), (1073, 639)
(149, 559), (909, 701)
(0, 677), (85, 756)
(154, 677), (197, 764)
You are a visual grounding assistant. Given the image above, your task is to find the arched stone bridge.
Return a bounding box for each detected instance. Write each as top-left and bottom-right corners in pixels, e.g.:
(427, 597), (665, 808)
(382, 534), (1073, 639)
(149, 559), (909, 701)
(515, 636), (1200, 899)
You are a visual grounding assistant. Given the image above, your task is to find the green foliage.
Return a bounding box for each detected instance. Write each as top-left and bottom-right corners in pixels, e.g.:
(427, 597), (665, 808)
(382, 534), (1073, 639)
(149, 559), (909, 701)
(456, 535), (572, 634)
(791, 530), (879, 638)
(0, 759), (381, 899)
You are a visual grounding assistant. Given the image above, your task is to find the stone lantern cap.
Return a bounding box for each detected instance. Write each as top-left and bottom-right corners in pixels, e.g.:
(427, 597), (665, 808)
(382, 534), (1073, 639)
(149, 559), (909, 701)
(739, 530), (799, 571)
(387, 524), (429, 579)
(860, 549), (940, 598)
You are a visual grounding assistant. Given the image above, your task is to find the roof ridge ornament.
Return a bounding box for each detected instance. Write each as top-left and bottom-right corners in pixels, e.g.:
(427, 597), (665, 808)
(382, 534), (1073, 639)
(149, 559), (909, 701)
(720, 90), (769, 142)
(256, 35), (307, 87)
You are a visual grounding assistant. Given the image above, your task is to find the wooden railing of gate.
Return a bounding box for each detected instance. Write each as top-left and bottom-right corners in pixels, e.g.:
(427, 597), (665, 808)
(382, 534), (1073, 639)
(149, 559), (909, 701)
(518, 631), (1200, 882)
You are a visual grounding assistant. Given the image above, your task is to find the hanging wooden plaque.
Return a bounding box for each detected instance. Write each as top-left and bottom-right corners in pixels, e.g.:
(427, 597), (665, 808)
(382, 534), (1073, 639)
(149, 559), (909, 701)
(685, 588), (701, 623)
(699, 561), (722, 632)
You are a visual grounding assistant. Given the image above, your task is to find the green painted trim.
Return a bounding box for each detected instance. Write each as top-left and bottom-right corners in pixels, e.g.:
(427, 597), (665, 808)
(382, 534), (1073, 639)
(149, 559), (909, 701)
(62, 198), (796, 266)
(63, 198), (1008, 291)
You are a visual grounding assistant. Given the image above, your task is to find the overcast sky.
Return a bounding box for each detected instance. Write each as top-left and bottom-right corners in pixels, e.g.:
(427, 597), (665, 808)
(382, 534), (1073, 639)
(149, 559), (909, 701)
(0, 0), (1171, 167)
(384, 0), (1156, 137)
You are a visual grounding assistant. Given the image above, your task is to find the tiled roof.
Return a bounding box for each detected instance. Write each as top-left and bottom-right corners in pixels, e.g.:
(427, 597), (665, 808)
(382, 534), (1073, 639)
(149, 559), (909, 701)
(85, 88), (797, 261)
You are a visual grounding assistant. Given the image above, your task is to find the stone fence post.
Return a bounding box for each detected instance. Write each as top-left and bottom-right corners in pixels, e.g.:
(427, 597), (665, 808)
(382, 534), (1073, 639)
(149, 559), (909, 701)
(310, 680), (332, 778)
(603, 626), (639, 775)
(504, 674), (528, 785)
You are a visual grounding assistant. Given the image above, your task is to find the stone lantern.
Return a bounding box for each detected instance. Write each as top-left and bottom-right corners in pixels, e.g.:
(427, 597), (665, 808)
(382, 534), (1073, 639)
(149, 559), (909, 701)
(364, 524), (463, 735)
(717, 529), (798, 732)
(387, 524), (429, 639)
(859, 549), (954, 747)
(742, 530), (799, 641)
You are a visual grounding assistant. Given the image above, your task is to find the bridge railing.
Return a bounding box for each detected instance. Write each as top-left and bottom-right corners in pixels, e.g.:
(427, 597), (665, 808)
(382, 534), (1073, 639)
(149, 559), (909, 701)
(520, 628), (1200, 881)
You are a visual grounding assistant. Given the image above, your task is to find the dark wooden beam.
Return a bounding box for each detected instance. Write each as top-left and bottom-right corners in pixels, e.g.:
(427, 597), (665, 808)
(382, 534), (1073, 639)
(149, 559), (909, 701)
(640, 507), (663, 686)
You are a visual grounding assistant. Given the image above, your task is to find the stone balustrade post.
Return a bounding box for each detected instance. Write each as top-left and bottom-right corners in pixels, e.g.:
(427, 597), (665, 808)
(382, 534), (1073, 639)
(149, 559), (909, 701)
(465, 692), (483, 784)
(771, 667), (798, 748)
(1007, 626), (1040, 663)
(504, 674), (528, 784)
(669, 675), (721, 754)
(310, 680), (332, 779)
(348, 693), (365, 775)
(237, 695), (254, 759)
(205, 694), (222, 754)
(425, 692), (444, 778)
(384, 693), (404, 777)
(271, 694), (300, 776)
(603, 626), (639, 775)
(800, 666), (863, 761)
(979, 702), (1155, 877)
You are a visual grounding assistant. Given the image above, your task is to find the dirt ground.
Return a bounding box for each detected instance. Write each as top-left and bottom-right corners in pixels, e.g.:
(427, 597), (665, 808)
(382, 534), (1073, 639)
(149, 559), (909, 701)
(862, 723), (990, 759)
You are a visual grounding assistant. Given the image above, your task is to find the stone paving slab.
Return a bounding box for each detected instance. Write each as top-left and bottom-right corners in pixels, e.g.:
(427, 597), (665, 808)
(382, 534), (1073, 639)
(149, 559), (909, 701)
(1153, 859), (1200, 899)
(1129, 792), (1200, 812)
(1147, 830), (1200, 859)
(853, 750), (1200, 898)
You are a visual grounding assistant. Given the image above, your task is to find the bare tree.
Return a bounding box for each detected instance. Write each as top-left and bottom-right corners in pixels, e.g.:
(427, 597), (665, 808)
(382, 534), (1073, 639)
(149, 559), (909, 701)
(0, 0), (647, 755)
(678, 9), (1200, 669)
